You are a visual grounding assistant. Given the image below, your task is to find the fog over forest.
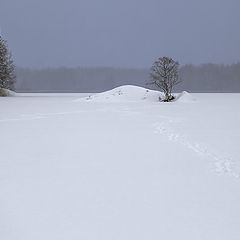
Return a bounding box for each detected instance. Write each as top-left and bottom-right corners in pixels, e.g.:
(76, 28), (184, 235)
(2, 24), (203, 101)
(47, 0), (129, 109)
(16, 63), (240, 93)
(2, 0), (240, 93)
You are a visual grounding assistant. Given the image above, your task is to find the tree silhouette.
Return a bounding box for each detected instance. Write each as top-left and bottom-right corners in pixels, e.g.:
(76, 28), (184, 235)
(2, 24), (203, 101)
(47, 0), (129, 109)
(149, 57), (181, 101)
(0, 36), (15, 94)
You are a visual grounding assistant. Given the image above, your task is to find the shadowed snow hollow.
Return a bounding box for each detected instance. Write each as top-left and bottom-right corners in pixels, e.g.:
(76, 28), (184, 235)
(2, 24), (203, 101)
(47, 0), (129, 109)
(0, 88), (16, 97)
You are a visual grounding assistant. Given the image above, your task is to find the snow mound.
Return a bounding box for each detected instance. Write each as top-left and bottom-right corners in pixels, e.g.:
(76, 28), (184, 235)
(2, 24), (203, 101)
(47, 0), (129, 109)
(75, 85), (162, 102)
(175, 91), (196, 103)
(0, 88), (16, 97)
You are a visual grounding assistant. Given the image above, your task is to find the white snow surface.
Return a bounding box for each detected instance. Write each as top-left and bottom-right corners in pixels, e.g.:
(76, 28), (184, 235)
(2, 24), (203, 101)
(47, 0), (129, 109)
(0, 91), (240, 240)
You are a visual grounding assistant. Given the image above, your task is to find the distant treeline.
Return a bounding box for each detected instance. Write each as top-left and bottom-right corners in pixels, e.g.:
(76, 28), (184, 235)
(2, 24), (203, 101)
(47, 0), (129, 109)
(15, 63), (240, 93)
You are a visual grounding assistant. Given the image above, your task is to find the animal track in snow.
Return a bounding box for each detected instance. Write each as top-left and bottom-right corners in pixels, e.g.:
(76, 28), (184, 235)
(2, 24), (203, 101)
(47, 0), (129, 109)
(153, 121), (240, 179)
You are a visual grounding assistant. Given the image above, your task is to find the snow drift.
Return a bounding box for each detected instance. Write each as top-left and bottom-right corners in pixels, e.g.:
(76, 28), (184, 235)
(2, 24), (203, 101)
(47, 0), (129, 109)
(175, 91), (196, 103)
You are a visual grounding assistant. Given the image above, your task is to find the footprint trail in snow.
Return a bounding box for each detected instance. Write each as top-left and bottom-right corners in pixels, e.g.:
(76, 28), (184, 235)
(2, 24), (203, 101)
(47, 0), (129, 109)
(153, 120), (240, 179)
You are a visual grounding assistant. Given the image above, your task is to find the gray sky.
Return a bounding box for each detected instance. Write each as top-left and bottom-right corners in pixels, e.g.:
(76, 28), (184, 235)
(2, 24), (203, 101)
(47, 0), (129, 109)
(1, 0), (239, 68)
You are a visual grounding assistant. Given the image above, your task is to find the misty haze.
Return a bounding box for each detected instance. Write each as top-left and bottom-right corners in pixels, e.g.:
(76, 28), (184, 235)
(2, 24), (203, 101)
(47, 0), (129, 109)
(0, 1), (240, 240)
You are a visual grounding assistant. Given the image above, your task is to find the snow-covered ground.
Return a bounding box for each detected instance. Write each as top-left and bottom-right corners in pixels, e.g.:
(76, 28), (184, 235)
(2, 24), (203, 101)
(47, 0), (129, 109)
(0, 86), (240, 240)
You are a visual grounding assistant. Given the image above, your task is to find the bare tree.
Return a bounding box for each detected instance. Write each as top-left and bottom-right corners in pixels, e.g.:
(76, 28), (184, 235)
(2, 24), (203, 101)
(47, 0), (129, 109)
(149, 57), (181, 102)
(0, 36), (16, 95)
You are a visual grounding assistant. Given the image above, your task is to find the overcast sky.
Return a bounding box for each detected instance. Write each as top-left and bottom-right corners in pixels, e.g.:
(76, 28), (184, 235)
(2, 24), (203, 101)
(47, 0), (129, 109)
(1, 0), (239, 68)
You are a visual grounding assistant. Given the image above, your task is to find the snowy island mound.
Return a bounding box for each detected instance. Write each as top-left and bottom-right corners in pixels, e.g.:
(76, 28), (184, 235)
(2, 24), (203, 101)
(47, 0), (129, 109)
(75, 85), (196, 103)
(75, 85), (161, 102)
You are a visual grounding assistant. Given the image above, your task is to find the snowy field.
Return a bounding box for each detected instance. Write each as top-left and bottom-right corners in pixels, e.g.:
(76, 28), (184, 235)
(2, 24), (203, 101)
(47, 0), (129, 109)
(0, 86), (240, 240)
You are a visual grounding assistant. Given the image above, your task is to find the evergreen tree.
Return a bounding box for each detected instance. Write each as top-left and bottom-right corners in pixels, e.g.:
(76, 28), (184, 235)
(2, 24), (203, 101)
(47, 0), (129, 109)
(0, 36), (15, 92)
